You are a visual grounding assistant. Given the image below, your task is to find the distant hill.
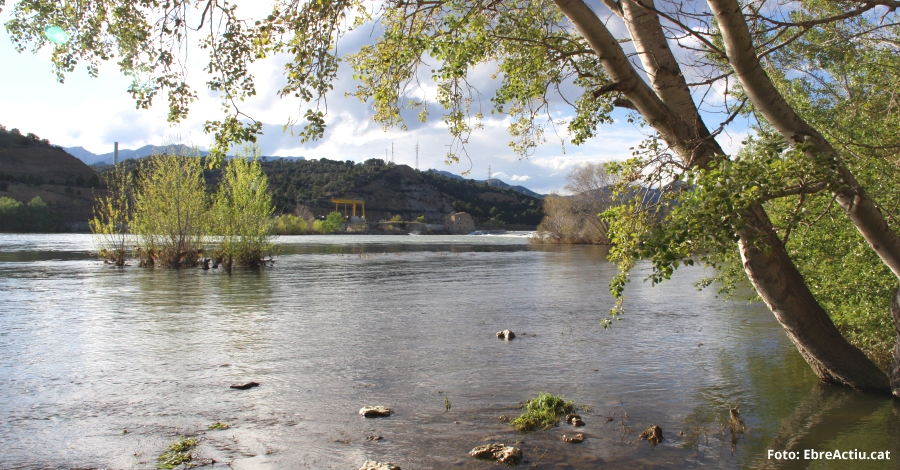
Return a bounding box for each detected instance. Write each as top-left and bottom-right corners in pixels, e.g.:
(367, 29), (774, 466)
(66, 144), (210, 166)
(428, 169), (544, 199)
(69, 144), (305, 167)
(0, 126), (101, 231)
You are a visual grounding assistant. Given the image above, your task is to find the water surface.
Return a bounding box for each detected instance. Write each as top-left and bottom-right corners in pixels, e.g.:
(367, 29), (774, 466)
(0, 234), (897, 469)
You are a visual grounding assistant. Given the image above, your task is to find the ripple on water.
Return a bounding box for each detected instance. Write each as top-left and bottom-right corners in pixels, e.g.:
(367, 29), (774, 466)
(0, 234), (896, 469)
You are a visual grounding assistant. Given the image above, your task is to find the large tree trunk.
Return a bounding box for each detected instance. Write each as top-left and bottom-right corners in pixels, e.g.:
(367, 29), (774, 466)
(707, 0), (898, 394)
(739, 207), (890, 389)
(552, 0), (891, 391)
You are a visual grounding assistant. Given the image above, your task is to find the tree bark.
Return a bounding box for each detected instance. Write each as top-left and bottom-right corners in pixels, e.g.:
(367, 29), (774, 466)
(553, 0), (891, 391)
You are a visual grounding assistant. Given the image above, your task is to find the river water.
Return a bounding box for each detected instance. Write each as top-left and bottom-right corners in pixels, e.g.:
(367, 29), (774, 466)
(0, 234), (897, 469)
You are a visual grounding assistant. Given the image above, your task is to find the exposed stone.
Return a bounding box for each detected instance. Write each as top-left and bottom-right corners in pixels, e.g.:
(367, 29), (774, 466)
(571, 417), (585, 427)
(469, 443), (522, 465)
(359, 460), (400, 470)
(639, 424), (664, 445)
(496, 330), (516, 340)
(565, 413), (581, 424)
(359, 405), (393, 417)
(562, 433), (585, 444)
(229, 381), (260, 390)
(366, 435), (384, 441)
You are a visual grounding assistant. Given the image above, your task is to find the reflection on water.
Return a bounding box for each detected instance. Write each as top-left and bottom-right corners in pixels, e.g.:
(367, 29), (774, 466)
(0, 234), (896, 469)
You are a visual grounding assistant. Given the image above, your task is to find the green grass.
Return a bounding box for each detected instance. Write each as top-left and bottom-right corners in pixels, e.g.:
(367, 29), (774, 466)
(509, 392), (576, 432)
(208, 422), (230, 430)
(157, 436), (197, 469)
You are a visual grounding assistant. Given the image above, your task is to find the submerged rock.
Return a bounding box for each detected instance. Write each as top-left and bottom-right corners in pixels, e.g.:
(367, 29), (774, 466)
(230, 381), (260, 390)
(639, 424), (664, 445)
(562, 433), (585, 444)
(496, 330), (516, 340)
(359, 405), (393, 417)
(469, 443), (522, 465)
(359, 460), (400, 470)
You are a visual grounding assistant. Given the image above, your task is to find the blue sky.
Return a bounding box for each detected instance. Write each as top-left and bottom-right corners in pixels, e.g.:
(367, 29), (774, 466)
(0, 2), (748, 194)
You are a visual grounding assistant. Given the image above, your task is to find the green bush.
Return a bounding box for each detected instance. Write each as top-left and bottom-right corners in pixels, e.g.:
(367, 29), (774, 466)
(316, 211), (343, 234)
(211, 148), (275, 267)
(131, 152), (209, 267)
(273, 214), (310, 235)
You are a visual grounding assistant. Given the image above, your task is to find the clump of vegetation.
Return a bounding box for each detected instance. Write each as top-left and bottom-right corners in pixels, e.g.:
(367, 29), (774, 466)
(211, 146), (275, 267)
(157, 436), (197, 469)
(532, 162), (617, 245)
(208, 422), (229, 430)
(90, 164), (132, 265)
(273, 214), (311, 234)
(510, 392), (576, 432)
(312, 211), (344, 234)
(131, 150), (208, 267)
(90, 144), (278, 268)
(0, 196), (57, 232)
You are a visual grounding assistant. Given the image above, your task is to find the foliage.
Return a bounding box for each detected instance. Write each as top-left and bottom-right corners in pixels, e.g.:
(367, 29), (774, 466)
(208, 422), (229, 430)
(272, 214), (311, 235)
(509, 392), (576, 432)
(211, 147), (275, 267)
(157, 436), (196, 469)
(0, 196), (57, 232)
(4, 1), (616, 163)
(131, 151), (209, 267)
(320, 211), (344, 234)
(89, 164), (133, 265)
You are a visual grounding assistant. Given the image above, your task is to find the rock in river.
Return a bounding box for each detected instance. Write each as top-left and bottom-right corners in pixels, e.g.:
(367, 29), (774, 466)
(562, 433), (585, 444)
(639, 424), (664, 445)
(496, 330), (516, 340)
(469, 443), (522, 465)
(230, 381), (260, 390)
(359, 405), (393, 417)
(359, 460), (400, 470)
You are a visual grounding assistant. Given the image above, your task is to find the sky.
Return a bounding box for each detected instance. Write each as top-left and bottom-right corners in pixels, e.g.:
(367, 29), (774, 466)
(0, 2), (749, 194)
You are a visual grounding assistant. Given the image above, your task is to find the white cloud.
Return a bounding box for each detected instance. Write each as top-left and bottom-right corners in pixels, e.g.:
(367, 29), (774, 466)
(510, 174), (531, 181)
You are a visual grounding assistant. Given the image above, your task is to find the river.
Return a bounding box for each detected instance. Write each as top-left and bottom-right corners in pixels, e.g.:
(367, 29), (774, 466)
(0, 234), (897, 469)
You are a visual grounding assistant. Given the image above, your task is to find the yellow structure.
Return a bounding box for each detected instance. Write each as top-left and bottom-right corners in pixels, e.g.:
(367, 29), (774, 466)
(331, 198), (365, 218)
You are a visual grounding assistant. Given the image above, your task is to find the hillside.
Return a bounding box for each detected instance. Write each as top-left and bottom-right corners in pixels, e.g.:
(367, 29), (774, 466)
(262, 158), (543, 227)
(0, 126), (101, 230)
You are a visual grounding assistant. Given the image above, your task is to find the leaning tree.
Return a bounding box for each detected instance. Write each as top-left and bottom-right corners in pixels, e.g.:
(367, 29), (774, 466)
(6, 0), (900, 394)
